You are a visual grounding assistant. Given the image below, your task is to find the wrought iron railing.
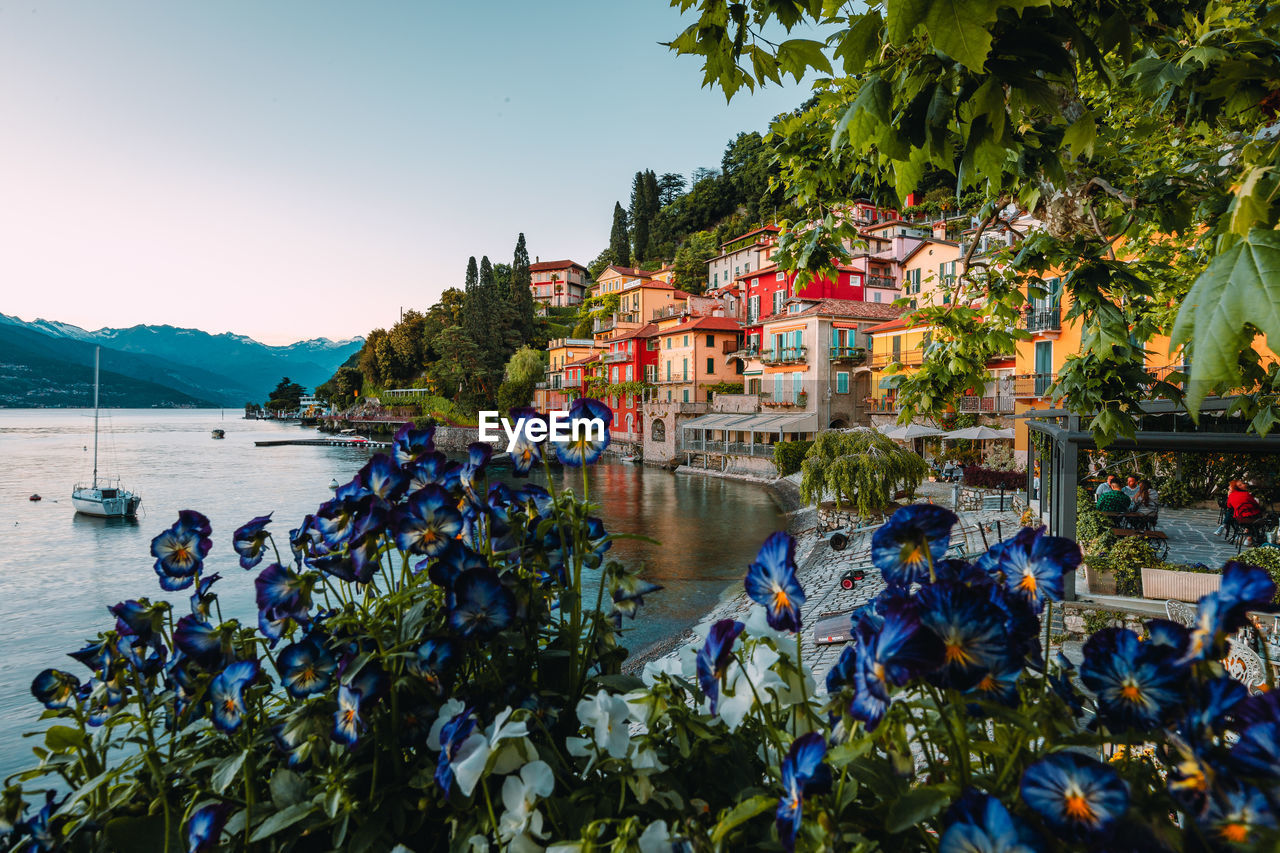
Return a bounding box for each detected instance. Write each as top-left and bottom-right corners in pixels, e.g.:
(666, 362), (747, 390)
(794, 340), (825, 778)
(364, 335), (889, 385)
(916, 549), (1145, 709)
(829, 346), (867, 364)
(1013, 373), (1056, 398)
(760, 346), (809, 365)
(1024, 308), (1061, 333)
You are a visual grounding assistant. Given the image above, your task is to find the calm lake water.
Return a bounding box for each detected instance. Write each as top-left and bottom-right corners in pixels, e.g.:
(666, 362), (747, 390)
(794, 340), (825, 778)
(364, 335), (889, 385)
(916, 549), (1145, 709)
(0, 409), (784, 778)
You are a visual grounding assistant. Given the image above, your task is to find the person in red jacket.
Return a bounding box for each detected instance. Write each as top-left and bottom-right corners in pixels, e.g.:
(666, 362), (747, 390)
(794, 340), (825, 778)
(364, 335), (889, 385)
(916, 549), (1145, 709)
(1227, 480), (1263, 521)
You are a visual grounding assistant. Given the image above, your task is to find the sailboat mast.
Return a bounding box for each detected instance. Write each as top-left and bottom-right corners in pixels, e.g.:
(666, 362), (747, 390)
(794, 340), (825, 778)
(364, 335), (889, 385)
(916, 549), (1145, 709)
(92, 346), (99, 488)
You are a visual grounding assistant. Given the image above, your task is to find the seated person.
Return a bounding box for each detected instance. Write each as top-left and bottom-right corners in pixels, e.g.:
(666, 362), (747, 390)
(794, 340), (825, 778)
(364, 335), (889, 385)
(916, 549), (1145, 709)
(1096, 483), (1131, 513)
(1122, 475), (1140, 500)
(1227, 480), (1263, 521)
(1131, 479), (1159, 514)
(1094, 475), (1120, 503)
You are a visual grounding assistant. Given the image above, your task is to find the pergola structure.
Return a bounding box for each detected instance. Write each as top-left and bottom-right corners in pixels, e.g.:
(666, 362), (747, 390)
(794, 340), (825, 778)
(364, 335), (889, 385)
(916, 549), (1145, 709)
(1021, 398), (1280, 600)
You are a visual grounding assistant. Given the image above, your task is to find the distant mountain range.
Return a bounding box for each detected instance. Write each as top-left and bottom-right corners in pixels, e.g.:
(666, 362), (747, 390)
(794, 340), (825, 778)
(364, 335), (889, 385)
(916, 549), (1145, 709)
(0, 313), (363, 408)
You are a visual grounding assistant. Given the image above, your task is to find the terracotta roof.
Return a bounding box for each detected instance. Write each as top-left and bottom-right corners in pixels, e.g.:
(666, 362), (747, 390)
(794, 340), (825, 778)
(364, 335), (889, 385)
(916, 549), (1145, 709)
(612, 323), (660, 341)
(564, 353), (601, 368)
(529, 260), (588, 273)
(656, 315), (743, 335)
(599, 265), (659, 279)
(900, 238), (960, 265)
(863, 317), (911, 333)
(767, 299), (905, 323)
(720, 224), (780, 249)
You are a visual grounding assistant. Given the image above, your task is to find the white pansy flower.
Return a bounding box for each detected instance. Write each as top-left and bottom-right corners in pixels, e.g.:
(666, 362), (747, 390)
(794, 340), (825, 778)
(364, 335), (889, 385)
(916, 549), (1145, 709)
(427, 698), (467, 750)
(452, 707), (531, 797)
(743, 603), (792, 643)
(576, 690), (631, 758)
(718, 643), (786, 731)
(464, 838), (490, 853)
(641, 644), (698, 687)
(499, 760), (555, 845)
(638, 820), (673, 853)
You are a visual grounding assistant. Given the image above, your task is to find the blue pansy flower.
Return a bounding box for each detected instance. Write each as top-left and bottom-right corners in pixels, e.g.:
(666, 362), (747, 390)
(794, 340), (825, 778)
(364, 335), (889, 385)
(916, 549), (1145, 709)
(1203, 783), (1277, 846)
(108, 599), (163, 641)
(173, 615), (225, 671)
(1145, 618), (1190, 655)
(16, 791), (61, 853)
(359, 454), (408, 502)
(1080, 627), (1187, 731)
(342, 660), (388, 709)
(208, 660), (258, 732)
(409, 638), (457, 693)
(1183, 562), (1277, 662)
(150, 510), (213, 590)
(314, 494), (364, 548)
(185, 803), (231, 853)
(991, 526), (1080, 613)
(405, 451), (462, 493)
(940, 792), (1041, 853)
(1229, 720), (1280, 777)
(696, 619), (745, 713)
(916, 581), (1009, 690)
(1048, 652), (1084, 717)
(871, 504), (958, 586)
(776, 733), (831, 853)
(446, 569), (517, 638)
(332, 684), (365, 747)
(392, 422), (436, 467)
(826, 644), (856, 694)
(1020, 752), (1128, 836)
(611, 580), (663, 628)
(188, 572), (221, 620)
(254, 562), (309, 616)
(396, 485), (463, 557)
(850, 598), (944, 729)
(277, 636), (337, 699)
(1179, 676), (1248, 745)
(459, 442), (494, 507)
(506, 407), (545, 476)
(231, 513), (273, 570)
(30, 669), (81, 710)
(67, 638), (114, 673)
(419, 539), (487, 588)
(553, 397), (611, 466)
(288, 514), (318, 563)
(434, 708), (478, 795)
(745, 531), (806, 632)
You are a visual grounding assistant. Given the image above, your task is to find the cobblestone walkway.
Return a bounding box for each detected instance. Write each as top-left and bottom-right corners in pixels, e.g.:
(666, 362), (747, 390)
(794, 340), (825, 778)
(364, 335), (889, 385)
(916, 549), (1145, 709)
(1157, 507), (1251, 566)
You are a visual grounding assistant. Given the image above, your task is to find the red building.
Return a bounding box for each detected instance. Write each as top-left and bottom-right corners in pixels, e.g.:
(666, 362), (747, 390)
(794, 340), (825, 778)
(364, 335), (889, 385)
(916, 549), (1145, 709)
(739, 265), (867, 354)
(600, 323), (660, 445)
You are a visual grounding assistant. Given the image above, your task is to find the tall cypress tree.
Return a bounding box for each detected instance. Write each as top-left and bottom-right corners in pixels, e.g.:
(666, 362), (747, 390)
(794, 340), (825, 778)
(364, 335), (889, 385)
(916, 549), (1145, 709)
(642, 170), (661, 262)
(511, 233), (534, 340)
(608, 202), (630, 268)
(458, 255), (485, 403)
(630, 172), (650, 267)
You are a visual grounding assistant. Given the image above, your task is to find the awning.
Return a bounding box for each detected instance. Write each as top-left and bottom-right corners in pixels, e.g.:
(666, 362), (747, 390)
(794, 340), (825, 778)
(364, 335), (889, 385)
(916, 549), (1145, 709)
(680, 411), (820, 434)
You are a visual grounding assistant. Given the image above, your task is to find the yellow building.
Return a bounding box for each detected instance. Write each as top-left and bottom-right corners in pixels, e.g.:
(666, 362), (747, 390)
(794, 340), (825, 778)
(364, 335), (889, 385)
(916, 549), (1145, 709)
(653, 316), (743, 405)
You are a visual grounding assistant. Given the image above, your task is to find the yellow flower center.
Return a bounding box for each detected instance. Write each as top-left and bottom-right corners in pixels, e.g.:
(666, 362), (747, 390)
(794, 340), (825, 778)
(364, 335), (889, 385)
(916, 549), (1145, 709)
(1063, 793), (1095, 823)
(1119, 683), (1142, 702)
(1219, 823), (1249, 843)
(772, 585), (791, 610)
(1018, 572), (1038, 593)
(944, 641), (974, 666)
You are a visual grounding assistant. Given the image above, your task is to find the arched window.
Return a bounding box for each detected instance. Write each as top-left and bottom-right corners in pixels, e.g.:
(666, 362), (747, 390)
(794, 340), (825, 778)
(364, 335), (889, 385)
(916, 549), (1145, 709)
(651, 419), (666, 443)
(625, 413), (633, 435)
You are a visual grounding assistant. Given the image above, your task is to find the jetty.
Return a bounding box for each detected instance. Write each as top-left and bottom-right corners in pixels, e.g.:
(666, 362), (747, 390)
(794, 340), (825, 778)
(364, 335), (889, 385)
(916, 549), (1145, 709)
(255, 438), (391, 449)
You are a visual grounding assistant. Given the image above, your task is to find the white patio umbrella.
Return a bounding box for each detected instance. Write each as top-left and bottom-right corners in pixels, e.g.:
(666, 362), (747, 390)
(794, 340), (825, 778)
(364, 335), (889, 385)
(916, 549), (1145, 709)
(943, 425), (1014, 440)
(883, 423), (948, 440)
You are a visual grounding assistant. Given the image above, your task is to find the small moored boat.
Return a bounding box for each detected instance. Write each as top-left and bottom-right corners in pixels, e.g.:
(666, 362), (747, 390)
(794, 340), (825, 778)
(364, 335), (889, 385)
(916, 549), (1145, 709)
(211, 429), (225, 439)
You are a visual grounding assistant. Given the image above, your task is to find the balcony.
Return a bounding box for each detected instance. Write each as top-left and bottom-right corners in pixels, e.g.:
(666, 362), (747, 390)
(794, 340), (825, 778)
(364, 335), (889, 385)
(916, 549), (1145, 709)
(760, 390), (808, 408)
(869, 352), (925, 369)
(1013, 373), (1056, 398)
(829, 346), (867, 364)
(678, 438), (777, 458)
(726, 346), (761, 361)
(651, 305), (685, 321)
(760, 346), (809, 365)
(1024, 308), (1061, 333)
(957, 395), (1016, 414)
(869, 396), (899, 413)
(866, 274), (896, 289)
(601, 350), (630, 364)
(562, 377), (583, 389)
(653, 376), (691, 385)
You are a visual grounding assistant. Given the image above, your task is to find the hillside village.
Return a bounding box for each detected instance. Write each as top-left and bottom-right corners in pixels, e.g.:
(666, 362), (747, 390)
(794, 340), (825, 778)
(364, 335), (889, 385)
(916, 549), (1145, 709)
(519, 198), (1143, 473)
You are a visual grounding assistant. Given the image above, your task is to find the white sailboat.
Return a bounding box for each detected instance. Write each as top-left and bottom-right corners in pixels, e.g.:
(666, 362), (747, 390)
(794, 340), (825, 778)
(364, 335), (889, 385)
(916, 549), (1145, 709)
(72, 347), (141, 518)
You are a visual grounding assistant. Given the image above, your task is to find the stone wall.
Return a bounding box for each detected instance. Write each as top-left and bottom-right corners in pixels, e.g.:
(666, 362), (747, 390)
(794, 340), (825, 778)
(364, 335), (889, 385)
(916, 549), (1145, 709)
(816, 504), (862, 531)
(954, 485), (1028, 513)
(680, 452), (776, 478)
(433, 425), (490, 452)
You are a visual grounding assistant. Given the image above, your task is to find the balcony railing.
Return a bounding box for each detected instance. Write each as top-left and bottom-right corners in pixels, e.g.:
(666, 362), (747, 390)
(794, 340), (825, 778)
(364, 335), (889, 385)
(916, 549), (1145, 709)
(869, 352), (924, 369)
(957, 395), (1016, 414)
(866, 274), (896, 289)
(562, 377), (583, 389)
(760, 346), (809, 365)
(1024, 308), (1061, 333)
(653, 376), (691, 385)
(601, 351), (630, 364)
(678, 439), (777, 458)
(759, 390), (808, 408)
(829, 346), (867, 364)
(869, 396), (898, 413)
(651, 305), (685, 321)
(726, 346), (761, 361)
(1013, 373), (1056, 398)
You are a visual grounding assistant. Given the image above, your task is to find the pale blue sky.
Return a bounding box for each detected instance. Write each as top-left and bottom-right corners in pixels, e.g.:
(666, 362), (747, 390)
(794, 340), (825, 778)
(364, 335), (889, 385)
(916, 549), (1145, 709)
(0, 2), (810, 343)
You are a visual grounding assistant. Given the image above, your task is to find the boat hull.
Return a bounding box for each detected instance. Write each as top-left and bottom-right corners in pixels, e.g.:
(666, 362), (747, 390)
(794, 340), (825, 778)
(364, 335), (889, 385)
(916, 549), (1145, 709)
(72, 489), (141, 518)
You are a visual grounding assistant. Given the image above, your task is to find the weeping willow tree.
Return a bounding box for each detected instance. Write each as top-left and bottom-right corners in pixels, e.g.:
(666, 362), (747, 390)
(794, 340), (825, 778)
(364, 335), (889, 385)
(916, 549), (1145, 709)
(799, 428), (929, 516)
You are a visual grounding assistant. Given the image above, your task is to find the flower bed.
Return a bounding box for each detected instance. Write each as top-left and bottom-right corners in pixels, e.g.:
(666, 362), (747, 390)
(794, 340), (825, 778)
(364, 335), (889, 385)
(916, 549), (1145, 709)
(5, 399), (1280, 851)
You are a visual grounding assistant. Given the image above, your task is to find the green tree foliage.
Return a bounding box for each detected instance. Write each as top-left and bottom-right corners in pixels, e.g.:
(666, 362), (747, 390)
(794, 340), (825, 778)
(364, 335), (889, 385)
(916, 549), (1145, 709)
(265, 377), (305, 412)
(496, 345), (546, 411)
(657, 172), (686, 206)
(511, 233), (535, 341)
(608, 202), (630, 268)
(427, 326), (484, 412)
(798, 428), (929, 515)
(630, 169), (661, 265)
(315, 367), (363, 406)
(672, 230), (720, 294)
(357, 329), (388, 386)
(668, 0), (1280, 444)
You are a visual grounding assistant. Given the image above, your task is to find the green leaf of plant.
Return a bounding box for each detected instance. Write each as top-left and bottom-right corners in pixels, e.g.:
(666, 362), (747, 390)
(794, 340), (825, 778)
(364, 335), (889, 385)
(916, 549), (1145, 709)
(832, 12), (883, 73)
(832, 76), (890, 152)
(211, 750), (248, 795)
(591, 673), (645, 693)
(712, 794), (777, 845)
(885, 786), (950, 833)
(922, 0), (996, 71)
(249, 802), (316, 843)
(776, 38), (834, 80)
(44, 725), (87, 753)
(1170, 229), (1280, 415)
(270, 768), (309, 809)
(885, 0), (928, 45)
(1062, 109), (1097, 160)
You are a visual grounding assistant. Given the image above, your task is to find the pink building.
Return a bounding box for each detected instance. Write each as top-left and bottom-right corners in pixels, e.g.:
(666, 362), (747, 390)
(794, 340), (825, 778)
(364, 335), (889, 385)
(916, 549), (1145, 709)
(529, 260), (590, 308)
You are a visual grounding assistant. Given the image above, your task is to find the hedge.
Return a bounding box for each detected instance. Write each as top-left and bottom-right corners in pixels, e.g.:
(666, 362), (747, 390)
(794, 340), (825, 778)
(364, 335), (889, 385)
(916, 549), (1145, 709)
(961, 465), (1025, 490)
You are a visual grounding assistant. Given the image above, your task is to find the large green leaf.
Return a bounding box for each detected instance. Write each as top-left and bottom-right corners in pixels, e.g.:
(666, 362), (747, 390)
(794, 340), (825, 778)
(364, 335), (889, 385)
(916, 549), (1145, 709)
(921, 0), (997, 71)
(885, 786), (951, 833)
(711, 794), (777, 845)
(1170, 229), (1280, 415)
(248, 802), (317, 843)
